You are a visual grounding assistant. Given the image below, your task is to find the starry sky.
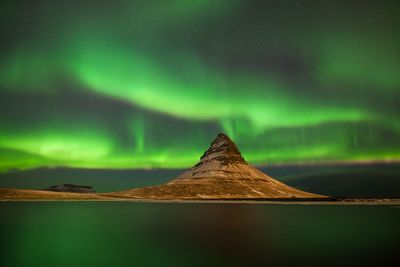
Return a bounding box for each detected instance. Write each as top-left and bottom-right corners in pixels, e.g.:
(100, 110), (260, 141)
(0, 0), (399, 172)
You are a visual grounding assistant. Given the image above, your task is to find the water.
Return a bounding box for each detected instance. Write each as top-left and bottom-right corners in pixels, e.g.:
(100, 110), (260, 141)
(0, 202), (399, 267)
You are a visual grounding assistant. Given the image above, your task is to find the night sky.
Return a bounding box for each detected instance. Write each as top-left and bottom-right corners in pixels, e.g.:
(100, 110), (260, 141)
(1, 0), (399, 172)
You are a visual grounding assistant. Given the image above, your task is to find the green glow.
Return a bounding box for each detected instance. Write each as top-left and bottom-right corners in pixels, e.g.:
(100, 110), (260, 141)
(0, 122), (113, 171)
(70, 40), (368, 129)
(1, 132), (109, 161)
(0, 1), (399, 171)
(318, 35), (400, 90)
(131, 117), (146, 154)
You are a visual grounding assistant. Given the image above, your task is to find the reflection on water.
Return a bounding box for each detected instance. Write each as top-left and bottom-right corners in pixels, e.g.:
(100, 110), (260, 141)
(0, 202), (399, 267)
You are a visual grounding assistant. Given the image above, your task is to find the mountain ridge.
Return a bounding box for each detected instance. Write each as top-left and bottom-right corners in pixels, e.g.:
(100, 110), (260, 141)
(112, 133), (327, 199)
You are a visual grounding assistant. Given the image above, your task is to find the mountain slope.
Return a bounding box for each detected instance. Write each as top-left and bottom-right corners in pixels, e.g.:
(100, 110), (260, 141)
(113, 133), (327, 199)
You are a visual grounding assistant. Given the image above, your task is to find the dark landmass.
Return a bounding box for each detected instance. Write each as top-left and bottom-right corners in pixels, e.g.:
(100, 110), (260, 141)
(46, 184), (96, 193)
(282, 171), (400, 198)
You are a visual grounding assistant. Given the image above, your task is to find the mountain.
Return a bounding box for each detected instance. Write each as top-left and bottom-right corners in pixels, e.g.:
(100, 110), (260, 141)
(112, 133), (327, 199)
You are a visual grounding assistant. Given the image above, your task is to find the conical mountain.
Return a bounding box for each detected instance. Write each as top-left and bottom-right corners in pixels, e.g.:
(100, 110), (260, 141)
(114, 133), (327, 199)
(197, 133), (246, 165)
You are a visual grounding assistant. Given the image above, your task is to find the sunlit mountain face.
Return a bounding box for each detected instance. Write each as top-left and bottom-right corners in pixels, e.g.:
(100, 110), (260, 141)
(1, 0), (399, 171)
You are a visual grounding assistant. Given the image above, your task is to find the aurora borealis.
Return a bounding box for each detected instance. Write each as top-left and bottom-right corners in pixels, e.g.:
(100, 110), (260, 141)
(1, 0), (399, 171)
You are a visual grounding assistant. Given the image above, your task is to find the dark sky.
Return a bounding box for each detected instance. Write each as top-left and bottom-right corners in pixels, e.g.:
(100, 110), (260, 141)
(0, 0), (399, 171)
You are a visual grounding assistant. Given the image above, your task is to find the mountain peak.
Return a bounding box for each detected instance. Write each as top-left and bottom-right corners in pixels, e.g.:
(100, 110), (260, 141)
(196, 133), (246, 166)
(118, 132), (327, 199)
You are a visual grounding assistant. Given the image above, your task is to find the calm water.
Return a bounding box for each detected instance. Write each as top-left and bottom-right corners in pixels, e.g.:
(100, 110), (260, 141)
(0, 202), (399, 267)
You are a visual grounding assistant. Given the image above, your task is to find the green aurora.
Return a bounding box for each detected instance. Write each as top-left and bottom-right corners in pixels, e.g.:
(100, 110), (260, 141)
(0, 0), (399, 171)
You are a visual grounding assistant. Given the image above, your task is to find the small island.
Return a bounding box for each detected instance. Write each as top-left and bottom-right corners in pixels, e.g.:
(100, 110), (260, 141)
(46, 184), (96, 193)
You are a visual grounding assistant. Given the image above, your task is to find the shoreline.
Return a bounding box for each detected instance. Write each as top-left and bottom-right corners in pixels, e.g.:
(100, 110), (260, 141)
(1, 188), (399, 205)
(1, 198), (400, 205)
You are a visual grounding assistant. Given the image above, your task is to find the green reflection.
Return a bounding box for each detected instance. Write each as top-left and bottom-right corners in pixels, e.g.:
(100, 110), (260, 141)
(1, 203), (399, 267)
